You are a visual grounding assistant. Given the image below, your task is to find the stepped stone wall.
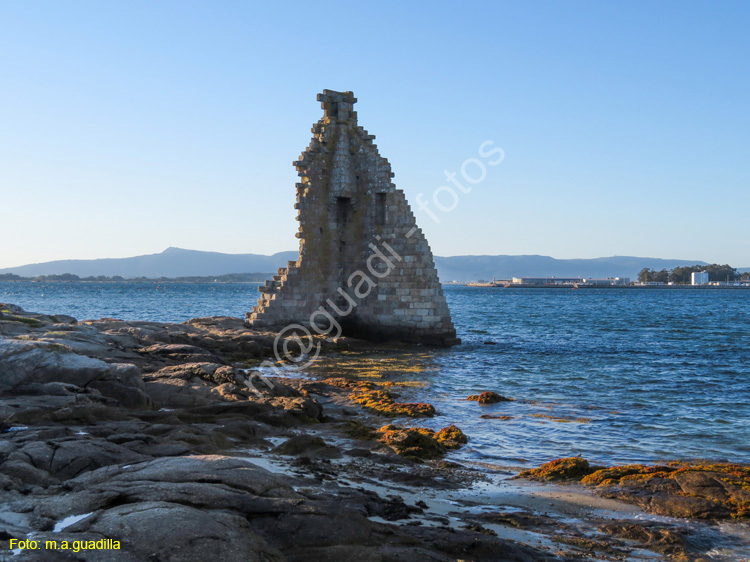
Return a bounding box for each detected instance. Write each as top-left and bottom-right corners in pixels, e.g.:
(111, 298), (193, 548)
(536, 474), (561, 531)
(246, 90), (459, 346)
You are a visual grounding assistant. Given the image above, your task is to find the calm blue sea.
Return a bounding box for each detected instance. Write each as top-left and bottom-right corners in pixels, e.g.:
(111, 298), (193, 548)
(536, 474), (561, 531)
(2, 281), (749, 468)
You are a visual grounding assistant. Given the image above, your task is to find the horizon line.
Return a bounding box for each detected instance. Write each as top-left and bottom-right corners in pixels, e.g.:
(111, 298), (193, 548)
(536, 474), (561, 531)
(1, 246), (741, 272)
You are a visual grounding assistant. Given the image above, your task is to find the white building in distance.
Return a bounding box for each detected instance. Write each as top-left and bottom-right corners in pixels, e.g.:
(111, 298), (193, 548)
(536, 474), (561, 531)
(692, 271), (709, 285)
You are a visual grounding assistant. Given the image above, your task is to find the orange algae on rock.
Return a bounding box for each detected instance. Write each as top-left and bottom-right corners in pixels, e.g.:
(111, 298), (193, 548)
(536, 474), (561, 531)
(435, 424), (468, 449)
(324, 377), (369, 389)
(376, 423), (467, 459)
(518, 458), (750, 520)
(325, 377), (436, 417)
(516, 457), (594, 480)
(466, 391), (512, 404)
(581, 464), (676, 486)
(583, 462), (750, 487)
(353, 388), (436, 417)
(379, 381), (426, 388)
(733, 500), (750, 519)
(376, 425), (445, 459)
(586, 462), (750, 519)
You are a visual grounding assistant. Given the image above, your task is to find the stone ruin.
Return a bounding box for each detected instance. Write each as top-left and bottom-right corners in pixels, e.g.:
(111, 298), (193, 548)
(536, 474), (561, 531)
(246, 90), (459, 346)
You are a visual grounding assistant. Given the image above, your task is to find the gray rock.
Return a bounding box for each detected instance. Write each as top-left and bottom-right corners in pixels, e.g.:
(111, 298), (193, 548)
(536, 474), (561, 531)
(0, 395), (130, 426)
(272, 435), (342, 459)
(81, 501), (285, 562)
(70, 455), (298, 498)
(32, 455), (302, 526)
(266, 397), (323, 422)
(285, 545), (384, 562)
(252, 511), (374, 552)
(6, 438), (148, 482)
(138, 343), (220, 363)
(143, 377), (218, 408)
(51, 314), (77, 324)
(1, 458), (53, 488)
(141, 362), (261, 408)
(0, 339), (150, 409)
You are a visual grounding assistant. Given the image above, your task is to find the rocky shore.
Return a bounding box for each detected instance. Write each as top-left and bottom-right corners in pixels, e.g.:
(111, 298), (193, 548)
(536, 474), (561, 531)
(1, 304), (748, 561)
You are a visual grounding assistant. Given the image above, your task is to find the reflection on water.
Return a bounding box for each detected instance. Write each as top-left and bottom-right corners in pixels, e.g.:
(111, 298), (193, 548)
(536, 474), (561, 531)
(303, 350), (436, 381)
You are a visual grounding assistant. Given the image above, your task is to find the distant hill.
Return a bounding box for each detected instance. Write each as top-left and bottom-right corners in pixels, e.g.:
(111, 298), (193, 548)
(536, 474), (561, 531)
(433, 255), (710, 282)
(0, 248), (712, 282)
(0, 248), (298, 278)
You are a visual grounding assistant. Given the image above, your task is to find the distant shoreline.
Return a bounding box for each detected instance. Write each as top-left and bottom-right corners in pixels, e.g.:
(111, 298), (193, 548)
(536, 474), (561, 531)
(462, 283), (750, 289)
(0, 274), (270, 284)
(2, 278), (749, 288)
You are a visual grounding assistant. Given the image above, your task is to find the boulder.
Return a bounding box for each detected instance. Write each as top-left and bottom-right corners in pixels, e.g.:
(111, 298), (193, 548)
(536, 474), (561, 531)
(78, 501), (285, 562)
(267, 397), (323, 422)
(517, 457), (594, 480)
(30, 455), (302, 526)
(272, 435), (341, 458)
(0, 395), (130, 426)
(376, 425), (446, 460)
(72, 455), (299, 498)
(520, 459), (750, 520)
(182, 316), (273, 359)
(5, 438), (148, 483)
(251, 511), (374, 553)
(138, 343), (220, 364)
(0, 303), (25, 314)
(95, 323), (172, 346)
(434, 424), (468, 449)
(467, 391), (512, 404)
(31, 324), (116, 358)
(144, 377), (220, 408)
(143, 363), (265, 408)
(0, 339), (150, 409)
(599, 522), (700, 558)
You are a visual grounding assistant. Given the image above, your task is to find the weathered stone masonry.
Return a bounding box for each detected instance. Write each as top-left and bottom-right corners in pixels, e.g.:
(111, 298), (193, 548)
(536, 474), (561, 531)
(246, 90), (459, 346)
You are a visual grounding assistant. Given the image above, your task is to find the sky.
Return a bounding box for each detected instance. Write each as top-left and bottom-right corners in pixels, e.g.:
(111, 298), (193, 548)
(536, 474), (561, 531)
(1, 0), (749, 268)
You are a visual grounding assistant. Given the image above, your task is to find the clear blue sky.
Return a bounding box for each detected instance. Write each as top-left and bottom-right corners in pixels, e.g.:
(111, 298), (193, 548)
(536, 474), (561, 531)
(1, 0), (748, 268)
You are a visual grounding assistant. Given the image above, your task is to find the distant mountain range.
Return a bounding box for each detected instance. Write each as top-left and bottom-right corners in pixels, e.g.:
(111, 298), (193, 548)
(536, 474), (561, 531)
(0, 248), (298, 279)
(0, 247), (733, 282)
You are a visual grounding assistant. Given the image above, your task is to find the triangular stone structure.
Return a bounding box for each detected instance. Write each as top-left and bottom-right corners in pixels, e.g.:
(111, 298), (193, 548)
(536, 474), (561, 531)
(246, 90), (459, 346)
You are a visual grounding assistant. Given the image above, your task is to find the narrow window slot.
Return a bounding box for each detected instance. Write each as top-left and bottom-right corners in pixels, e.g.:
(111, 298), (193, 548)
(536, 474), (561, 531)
(336, 197), (351, 225)
(375, 193), (386, 226)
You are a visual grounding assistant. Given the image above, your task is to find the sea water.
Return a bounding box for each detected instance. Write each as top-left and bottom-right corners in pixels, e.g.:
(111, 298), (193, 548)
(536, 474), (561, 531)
(2, 281), (748, 468)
